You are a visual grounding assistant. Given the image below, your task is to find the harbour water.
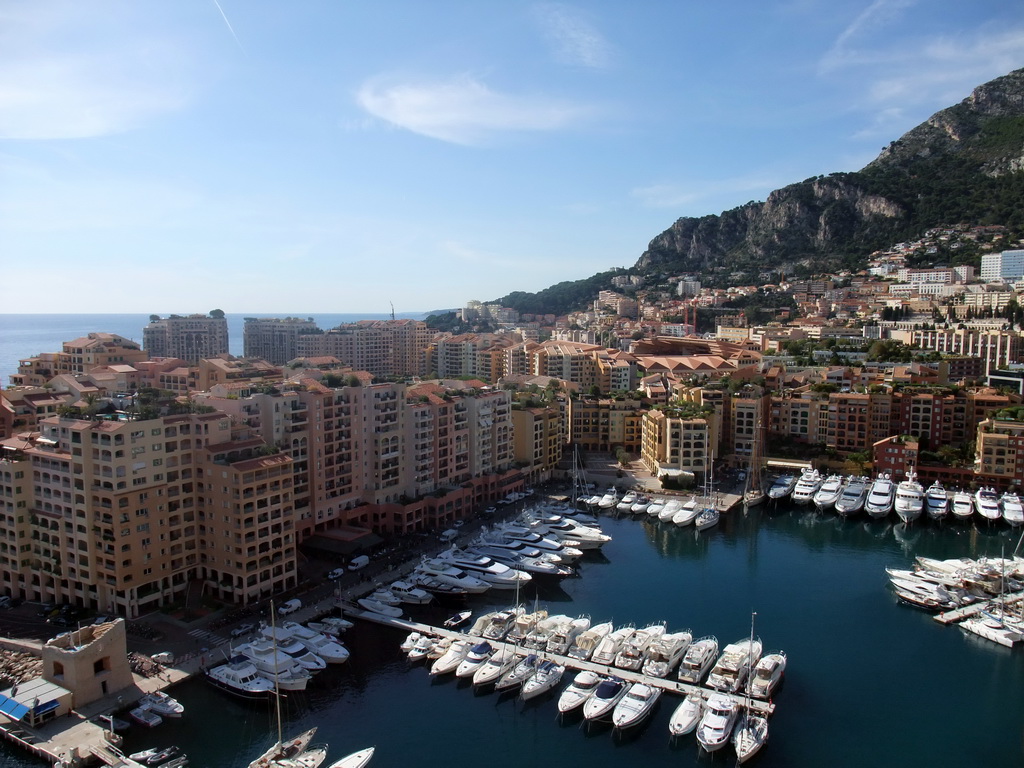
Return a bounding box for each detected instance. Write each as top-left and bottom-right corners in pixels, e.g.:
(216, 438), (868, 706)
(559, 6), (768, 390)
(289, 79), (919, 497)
(4, 500), (1023, 767)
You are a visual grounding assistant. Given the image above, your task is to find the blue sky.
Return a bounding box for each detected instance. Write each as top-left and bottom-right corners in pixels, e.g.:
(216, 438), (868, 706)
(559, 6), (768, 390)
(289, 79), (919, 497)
(2, 1), (1023, 315)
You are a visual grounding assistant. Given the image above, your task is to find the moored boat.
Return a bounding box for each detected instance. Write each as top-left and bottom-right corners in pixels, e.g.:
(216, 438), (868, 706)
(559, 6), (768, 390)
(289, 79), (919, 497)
(668, 691), (704, 737)
(975, 487), (1002, 523)
(557, 670), (602, 714)
(472, 647), (517, 686)
(813, 474), (845, 512)
(611, 682), (662, 729)
(129, 705), (162, 728)
(834, 476), (870, 517)
(749, 651), (787, 699)
(767, 474), (796, 501)
(1001, 492), (1024, 527)
(696, 693), (740, 752)
(924, 481), (949, 521)
(733, 712), (769, 763)
(791, 468), (823, 504)
(326, 747), (374, 768)
(695, 507), (719, 531)
(894, 469), (924, 524)
(519, 659), (565, 700)
(865, 472), (896, 519)
(138, 691), (184, 718)
(678, 635), (718, 684)
(582, 675), (628, 721)
(951, 489), (974, 521)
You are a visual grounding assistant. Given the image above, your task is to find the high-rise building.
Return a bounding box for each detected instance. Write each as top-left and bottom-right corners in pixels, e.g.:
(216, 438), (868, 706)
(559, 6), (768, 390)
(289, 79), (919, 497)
(243, 317), (320, 365)
(295, 320), (431, 378)
(980, 249), (1024, 282)
(144, 313), (229, 363)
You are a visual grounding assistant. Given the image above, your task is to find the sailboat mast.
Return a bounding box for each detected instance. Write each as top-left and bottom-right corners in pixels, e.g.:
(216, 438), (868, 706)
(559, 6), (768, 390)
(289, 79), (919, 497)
(270, 600), (282, 746)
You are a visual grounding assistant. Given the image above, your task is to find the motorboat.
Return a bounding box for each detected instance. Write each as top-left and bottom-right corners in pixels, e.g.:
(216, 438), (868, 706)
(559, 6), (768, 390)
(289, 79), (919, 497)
(749, 651), (787, 698)
(695, 693), (740, 753)
(425, 637), (451, 661)
(356, 598), (404, 618)
(695, 507), (720, 531)
(1001, 493), (1024, 527)
(864, 473), (896, 519)
(642, 630), (692, 678)
(465, 545), (573, 578)
(480, 608), (524, 641)
(399, 632), (422, 654)
(677, 635), (718, 684)
(436, 549), (533, 589)
(130, 746), (183, 766)
(924, 482), (949, 521)
(472, 648), (517, 686)
(614, 623), (666, 671)
(596, 488), (619, 509)
(306, 617), (353, 636)
(469, 537), (567, 566)
(767, 474), (797, 500)
(813, 474), (845, 512)
(366, 589), (400, 607)
(645, 499), (666, 518)
(407, 635), (436, 662)
(258, 627), (329, 671)
(672, 498), (702, 527)
(248, 726), (320, 768)
(494, 653), (541, 692)
(975, 487), (1002, 523)
(567, 621), (613, 661)
(138, 691), (184, 718)
(412, 559), (492, 592)
(230, 642), (313, 692)
(387, 581), (432, 605)
(557, 670), (602, 714)
(519, 659), (565, 700)
(668, 691), (704, 737)
(429, 639), (472, 676)
(952, 489), (975, 521)
(489, 526), (583, 560)
(791, 468), (823, 504)
(546, 615), (591, 655)
(658, 498), (684, 522)
(630, 496), (651, 514)
(611, 683), (662, 729)
(129, 705), (163, 728)
(834, 476), (870, 517)
(582, 676), (628, 721)
(616, 491), (638, 511)
(734, 712), (769, 763)
(455, 641), (495, 678)
(961, 615), (1024, 647)
(277, 622), (350, 664)
(327, 747), (374, 768)
(894, 470), (924, 524)
(523, 613), (572, 650)
(506, 608), (549, 645)
(205, 657), (276, 700)
(706, 637), (763, 693)
(443, 610), (473, 629)
(590, 626), (634, 665)
(523, 515), (610, 548)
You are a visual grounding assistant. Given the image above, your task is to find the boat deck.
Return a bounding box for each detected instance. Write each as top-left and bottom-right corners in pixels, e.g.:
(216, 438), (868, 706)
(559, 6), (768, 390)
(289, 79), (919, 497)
(932, 590), (1024, 625)
(340, 603), (776, 716)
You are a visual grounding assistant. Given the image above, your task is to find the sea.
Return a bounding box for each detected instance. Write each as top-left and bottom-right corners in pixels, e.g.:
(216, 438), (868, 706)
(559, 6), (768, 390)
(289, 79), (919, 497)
(0, 313), (433, 387)
(2, 500), (1024, 767)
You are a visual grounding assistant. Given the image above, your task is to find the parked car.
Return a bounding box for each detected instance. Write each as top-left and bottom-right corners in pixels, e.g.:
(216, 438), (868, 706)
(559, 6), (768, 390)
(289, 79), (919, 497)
(151, 652), (174, 664)
(230, 623), (255, 638)
(277, 599), (302, 616)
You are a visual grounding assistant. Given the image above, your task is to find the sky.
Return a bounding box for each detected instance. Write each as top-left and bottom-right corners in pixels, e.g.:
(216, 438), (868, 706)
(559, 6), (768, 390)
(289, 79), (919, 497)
(2, 1), (1023, 315)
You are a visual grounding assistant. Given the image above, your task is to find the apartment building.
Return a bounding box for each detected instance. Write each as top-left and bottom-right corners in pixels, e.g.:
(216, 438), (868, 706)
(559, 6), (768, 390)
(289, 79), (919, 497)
(975, 418), (1024, 488)
(533, 341), (604, 392)
(511, 406), (563, 483)
(980, 249), (1024, 282)
(900, 328), (1021, 370)
(243, 317), (319, 365)
(12, 334), (147, 387)
(640, 409), (713, 479)
(568, 397), (645, 453)
(296, 320), (431, 378)
(144, 314), (229, 363)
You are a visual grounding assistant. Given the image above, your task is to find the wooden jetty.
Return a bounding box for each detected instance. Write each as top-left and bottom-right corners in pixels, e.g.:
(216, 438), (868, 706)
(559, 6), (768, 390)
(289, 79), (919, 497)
(933, 591), (1024, 625)
(341, 604), (776, 716)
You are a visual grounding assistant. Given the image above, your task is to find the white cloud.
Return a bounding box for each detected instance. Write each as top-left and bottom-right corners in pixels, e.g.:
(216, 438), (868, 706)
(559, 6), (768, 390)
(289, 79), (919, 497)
(0, 5), (196, 139)
(631, 175), (783, 210)
(819, 0), (917, 73)
(533, 3), (612, 69)
(356, 74), (589, 145)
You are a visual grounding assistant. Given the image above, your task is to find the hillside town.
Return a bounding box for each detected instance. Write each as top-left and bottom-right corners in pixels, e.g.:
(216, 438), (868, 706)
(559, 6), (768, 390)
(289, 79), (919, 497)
(4, 229), (1024, 622)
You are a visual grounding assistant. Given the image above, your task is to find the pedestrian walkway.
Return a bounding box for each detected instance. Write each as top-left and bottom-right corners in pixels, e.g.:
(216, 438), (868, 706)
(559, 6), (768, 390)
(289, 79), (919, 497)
(186, 628), (224, 645)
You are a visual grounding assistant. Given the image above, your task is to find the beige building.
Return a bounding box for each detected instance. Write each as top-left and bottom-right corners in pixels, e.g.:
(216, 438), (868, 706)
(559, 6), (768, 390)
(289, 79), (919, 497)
(512, 406), (564, 482)
(144, 313), (229, 363)
(295, 319), (432, 378)
(640, 409), (713, 479)
(243, 317), (320, 365)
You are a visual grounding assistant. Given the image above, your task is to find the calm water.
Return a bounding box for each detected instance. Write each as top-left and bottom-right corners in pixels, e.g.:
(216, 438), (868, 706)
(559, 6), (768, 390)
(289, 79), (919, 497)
(0, 313), (432, 386)
(4, 502), (1022, 767)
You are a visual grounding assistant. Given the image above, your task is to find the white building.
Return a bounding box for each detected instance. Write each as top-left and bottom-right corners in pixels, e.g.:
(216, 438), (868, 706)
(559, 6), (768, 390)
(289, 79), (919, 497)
(981, 249), (1024, 282)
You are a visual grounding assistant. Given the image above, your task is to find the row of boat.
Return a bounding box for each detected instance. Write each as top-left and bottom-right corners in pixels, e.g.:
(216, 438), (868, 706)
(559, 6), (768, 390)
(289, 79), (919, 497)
(770, 467), (1024, 526)
(582, 488), (721, 531)
(399, 610), (786, 762)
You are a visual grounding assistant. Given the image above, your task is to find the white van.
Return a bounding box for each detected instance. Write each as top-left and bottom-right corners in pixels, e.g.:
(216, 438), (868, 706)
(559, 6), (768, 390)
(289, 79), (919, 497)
(277, 598), (302, 616)
(347, 555), (370, 571)
(439, 529), (459, 543)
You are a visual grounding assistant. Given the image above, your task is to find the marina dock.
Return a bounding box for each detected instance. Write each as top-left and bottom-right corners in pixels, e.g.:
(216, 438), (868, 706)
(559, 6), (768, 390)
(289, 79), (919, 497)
(340, 603), (776, 716)
(932, 590), (1024, 625)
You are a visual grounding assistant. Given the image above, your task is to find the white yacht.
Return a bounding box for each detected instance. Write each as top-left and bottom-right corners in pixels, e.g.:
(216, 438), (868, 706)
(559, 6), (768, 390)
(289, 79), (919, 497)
(1001, 492), (1024, 527)
(668, 691), (705, 737)
(524, 516), (610, 549)
(791, 468), (823, 504)
(278, 622), (351, 664)
(597, 489), (619, 509)
(658, 498), (684, 522)
(505, 607), (548, 645)
(611, 683), (662, 729)
(519, 659), (565, 700)
(733, 712), (769, 763)
(641, 630), (692, 678)
(767, 474), (797, 501)
(407, 635), (436, 662)
(412, 559), (492, 593)
(630, 496), (651, 514)
(479, 608), (524, 641)
(834, 476), (870, 517)
(137, 691), (184, 718)
(590, 626), (634, 666)
(205, 657), (277, 700)
(485, 527), (584, 560)
(232, 640), (313, 691)
(435, 548), (533, 589)
(975, 487), (1002, 523)
(695, 507), (720, 532)
(952, 489), (975, 521)
(557, 670), (602, 714)
(645, 498), (666, 518)
(677, 635), (718, 684)
(494, 653), (541, 692)
(812, 474), (845, 512)
(366, 588), (400, 606)
(706, 637), (763, 693)
(523, 613), (572, 650)
(672, 498), (702, 527)
(616, 491), (638, 511)
(466, 544), (573, 578)
(454, 641), (495, 678)
(429, 639), (472, 676)
(864, 473), (896, 519)
(307, 616), (352, 636)
(471, 648), (516, 686)
(356, 597), (404, 617)
(749, 651), (787, 699)
(567, 621), (613, 661)
(613, 623), (666, 671)
(546, 615), (591, 655)
(582, 676), (628, 721)
(894, 469), (924, 524)
(258, 626), (328, 671)
(695, 693), (740, 753)
(387, 580), (433, 605)
(924, 482), (949, 521)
